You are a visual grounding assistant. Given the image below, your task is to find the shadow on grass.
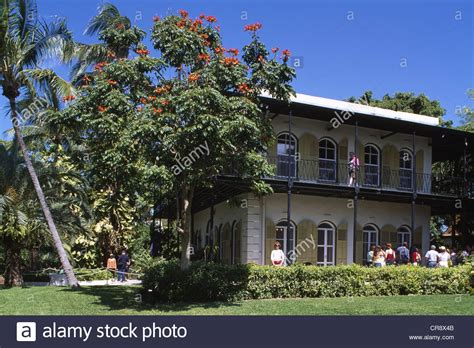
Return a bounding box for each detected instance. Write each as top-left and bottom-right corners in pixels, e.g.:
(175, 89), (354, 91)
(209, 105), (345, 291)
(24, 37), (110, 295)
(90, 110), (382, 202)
(59, 286), (243, 314)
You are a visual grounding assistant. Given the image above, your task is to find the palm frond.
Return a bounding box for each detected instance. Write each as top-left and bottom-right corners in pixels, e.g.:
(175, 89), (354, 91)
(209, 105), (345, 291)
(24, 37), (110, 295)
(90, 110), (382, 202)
(70, 42), (108, 80)
(84, 2), (121, 36)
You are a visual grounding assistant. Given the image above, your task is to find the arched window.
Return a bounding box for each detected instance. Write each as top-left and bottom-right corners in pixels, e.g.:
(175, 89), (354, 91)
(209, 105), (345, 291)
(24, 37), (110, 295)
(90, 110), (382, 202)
(275, 220), (296, 263)
(276, 132), (297, 177)
(399, 149), (413, 190)
(363, 224), (379, 264)
(317, 222), (335, 266)
(397, 226), (411, 246)
(364, 144), (380, 187)
(318, 138), (337, 182)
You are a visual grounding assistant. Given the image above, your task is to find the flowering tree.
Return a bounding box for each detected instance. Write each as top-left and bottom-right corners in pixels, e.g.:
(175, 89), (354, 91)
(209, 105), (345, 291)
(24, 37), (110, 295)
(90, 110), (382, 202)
(61, 8), (295, 269)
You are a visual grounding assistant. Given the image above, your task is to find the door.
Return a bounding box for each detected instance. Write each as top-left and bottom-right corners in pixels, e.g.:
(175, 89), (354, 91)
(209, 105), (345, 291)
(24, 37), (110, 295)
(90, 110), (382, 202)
(317, 222), (335, 266)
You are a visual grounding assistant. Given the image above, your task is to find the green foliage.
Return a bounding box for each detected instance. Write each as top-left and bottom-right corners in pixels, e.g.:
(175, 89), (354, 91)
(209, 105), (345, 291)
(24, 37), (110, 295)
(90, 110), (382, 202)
(348, 91), (446, 118)
(142, 262), (471, 302)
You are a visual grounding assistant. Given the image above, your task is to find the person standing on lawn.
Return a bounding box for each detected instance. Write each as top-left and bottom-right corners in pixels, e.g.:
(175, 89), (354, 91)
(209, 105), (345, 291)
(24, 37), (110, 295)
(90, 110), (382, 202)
(397, 242), (410, 265)
(271, 241), (285, 266)
(117, 250), (130, 282)
(367, 245), (375, 266)
(385, 243), (395, 265)
(425, 245), (438, 268)
(411, 247), (421, 266)
(373, 246), (385, 267)
(106, 253), (117, 281)
(437, 246), (450, 268)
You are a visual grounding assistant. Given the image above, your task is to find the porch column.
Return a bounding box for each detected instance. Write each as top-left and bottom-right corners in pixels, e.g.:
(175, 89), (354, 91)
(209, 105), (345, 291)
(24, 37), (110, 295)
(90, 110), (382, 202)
(411, 132), (417, 239)
(242, 193), (263, 264)
(351, 121), (359, 264)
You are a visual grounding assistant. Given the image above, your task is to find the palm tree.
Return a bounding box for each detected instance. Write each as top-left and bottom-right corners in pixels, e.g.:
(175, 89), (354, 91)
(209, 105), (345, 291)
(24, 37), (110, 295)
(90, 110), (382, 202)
(71, 3), (145, 81)
(0, 0), (79, 286)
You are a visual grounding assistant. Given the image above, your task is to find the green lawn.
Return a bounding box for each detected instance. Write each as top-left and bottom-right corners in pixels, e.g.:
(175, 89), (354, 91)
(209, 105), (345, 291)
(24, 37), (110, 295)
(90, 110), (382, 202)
(0, 286), (472, 315)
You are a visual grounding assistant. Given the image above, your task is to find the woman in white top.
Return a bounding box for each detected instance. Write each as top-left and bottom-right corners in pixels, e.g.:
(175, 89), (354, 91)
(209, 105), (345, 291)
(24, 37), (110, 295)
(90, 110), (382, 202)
(271, 241), (285, 266)
(437, 246), (450, 267)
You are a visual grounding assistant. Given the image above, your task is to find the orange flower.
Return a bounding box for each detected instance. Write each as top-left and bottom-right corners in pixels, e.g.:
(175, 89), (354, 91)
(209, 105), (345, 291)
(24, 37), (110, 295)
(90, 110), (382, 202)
(176, 19), (186, 28)
(197, 53), (210, 62)
(193, 19), (203, 27)
(244, 22), (262, 32)
(199, 13), (206, 19)
(271, 47), (279, 53)
(153, 107), (163, 114)
(148, 96), (157, 102)
(107, 79), (117, 86)
(160, 99), (170, 106)
(237, 83), (251, 94)
(62, 95), (75, 102)
(153, 16), (160, 22)
(223, 57), (239, 66)
(140, 97), (148, 104)
(214, 46), (225, 54)
(115, 23), (125, 30)
(136, 49), (150, 56)
(179, 9), (189, 18)
(98, 105), (107, 113)
(94, 62), (107, 71)
(107, 51), (116, 59)
(188, 73), (200, 82)
(227, 48), (239, 56)
(258, 55), (265, 63)
(281, 49), (291, 62)
(206, 15), (217, 23)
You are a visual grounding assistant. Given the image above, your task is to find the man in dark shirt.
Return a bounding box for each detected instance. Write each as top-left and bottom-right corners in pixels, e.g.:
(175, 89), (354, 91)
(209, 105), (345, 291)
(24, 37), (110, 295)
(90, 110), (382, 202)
(117, 250), (130, 282)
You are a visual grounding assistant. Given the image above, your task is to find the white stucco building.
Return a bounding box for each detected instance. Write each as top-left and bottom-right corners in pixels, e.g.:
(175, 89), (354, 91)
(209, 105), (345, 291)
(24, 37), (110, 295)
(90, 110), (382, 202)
(188, 93), (472, 266)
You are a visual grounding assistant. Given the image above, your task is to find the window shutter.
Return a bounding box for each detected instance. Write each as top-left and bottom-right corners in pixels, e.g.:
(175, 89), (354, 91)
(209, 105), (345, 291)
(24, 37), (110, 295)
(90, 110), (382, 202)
(336, 223), (347, 265)
(297, 220), (317, 264)
(413, 226), (422, 248)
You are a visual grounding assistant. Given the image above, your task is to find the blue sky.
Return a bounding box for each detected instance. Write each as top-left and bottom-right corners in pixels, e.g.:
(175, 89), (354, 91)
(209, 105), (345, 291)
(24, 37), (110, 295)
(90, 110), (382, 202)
(1, 0), (472, 138)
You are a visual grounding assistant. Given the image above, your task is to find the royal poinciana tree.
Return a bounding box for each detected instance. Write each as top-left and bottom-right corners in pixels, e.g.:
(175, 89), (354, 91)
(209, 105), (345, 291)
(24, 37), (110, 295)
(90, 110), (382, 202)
(60, 8), (295, 269)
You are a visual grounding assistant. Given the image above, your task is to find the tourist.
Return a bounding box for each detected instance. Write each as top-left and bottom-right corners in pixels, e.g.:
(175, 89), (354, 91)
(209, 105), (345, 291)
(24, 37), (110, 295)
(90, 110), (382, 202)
(397, 242), (410, 265)
(271, 241), (285, 266)
(437, 246), (450, 268)
(385, 243), (395, 266)
(117, 250), (130, 282)
(425, 245), (438, 268)
(348, 152), (360, 186)
(367, 245), (375, 266)
(373, 246), (385, 267)
(106, 253), (117, 281)
(411, 247), (421, 266)
(450, 247), (458, 266)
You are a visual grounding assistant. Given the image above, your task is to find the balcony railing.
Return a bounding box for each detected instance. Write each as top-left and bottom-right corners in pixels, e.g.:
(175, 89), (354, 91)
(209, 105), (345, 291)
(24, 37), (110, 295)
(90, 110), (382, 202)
(263, 156), (466, 197)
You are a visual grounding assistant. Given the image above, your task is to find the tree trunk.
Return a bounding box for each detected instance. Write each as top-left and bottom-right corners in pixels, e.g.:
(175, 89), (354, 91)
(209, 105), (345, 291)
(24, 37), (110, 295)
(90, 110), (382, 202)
(180, 185), (194, 270)
(8, 97), (79, 288)
(3, 235), (22, 287)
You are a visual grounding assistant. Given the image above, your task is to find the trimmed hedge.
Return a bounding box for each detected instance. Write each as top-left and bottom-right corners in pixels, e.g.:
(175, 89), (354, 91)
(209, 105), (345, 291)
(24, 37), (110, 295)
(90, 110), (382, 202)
(142, 260), (471, 303)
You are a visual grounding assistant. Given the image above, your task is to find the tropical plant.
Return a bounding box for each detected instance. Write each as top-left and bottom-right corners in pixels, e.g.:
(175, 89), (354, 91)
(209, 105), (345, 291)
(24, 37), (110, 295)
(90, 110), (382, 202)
(0, 0), (79, 286)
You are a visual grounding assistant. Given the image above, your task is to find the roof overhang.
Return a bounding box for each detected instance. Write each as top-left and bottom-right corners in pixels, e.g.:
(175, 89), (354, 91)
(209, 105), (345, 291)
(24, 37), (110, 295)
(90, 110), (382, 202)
(260, 94), (474, 163)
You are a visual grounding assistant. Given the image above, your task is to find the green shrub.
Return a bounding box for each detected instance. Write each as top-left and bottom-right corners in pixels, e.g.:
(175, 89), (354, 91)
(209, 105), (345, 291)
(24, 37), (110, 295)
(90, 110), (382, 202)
(142, 262), (471, 303)
(74, 268), (112, 281)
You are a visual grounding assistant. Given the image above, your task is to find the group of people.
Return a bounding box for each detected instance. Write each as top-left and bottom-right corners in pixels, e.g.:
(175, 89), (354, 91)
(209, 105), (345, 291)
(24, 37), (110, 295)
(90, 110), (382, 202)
(271, 240), (472, 267)
(106, 250), (131, 282)
(367, 242), (419, 267)
(367, 243), (471, 268)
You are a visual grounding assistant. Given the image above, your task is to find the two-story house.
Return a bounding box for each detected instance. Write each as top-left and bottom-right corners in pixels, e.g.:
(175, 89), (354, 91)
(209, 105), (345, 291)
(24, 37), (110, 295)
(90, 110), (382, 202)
(187, 93), (473, 266)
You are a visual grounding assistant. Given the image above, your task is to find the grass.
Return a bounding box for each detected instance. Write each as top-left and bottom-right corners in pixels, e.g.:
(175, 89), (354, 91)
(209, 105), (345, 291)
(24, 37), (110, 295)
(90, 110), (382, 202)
(0, 286), (473, 315)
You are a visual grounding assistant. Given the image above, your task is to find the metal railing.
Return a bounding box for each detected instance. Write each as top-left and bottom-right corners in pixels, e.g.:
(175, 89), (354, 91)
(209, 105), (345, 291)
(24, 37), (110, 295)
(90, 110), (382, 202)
(262, 156), (465, 196)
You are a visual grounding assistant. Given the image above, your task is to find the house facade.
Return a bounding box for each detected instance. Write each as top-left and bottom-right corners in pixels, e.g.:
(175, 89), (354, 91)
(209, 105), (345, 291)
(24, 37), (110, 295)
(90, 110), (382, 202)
(189, 93), (473, 266)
